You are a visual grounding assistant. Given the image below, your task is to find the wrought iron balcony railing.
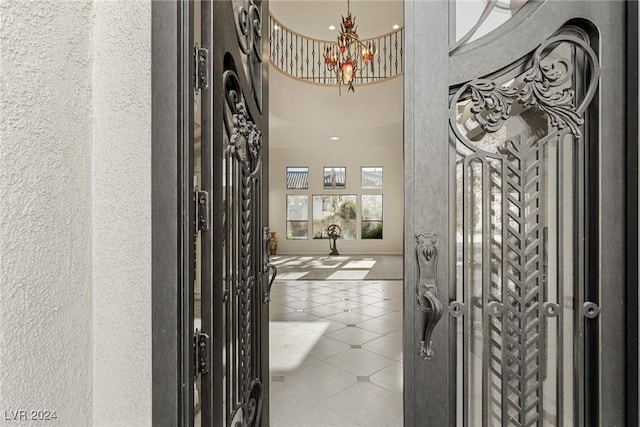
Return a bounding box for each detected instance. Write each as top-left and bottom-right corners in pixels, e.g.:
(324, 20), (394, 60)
(269, 14), (404, 86)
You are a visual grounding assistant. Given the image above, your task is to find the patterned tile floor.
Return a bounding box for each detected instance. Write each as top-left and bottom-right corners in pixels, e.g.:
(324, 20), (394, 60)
(269, 279), (404, 427)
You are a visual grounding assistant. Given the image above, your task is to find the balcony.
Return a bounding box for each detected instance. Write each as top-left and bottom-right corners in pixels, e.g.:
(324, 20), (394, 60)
(269, 14), (404, 87)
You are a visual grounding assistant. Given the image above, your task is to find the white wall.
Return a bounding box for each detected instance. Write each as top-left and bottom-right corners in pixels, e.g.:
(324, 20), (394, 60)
(0, 1), (94, 425)
(269, 145), (403, 254)
(91, 1), (151, 426)
(0, 1), (152, 426)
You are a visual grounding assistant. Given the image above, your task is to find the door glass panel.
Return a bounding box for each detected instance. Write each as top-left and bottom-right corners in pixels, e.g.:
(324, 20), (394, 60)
(454, 0), (529, 50)
(450, 35), (592, 426)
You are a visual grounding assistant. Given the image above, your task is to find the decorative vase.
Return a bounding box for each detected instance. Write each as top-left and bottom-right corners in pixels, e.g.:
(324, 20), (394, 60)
(269, 232), (278, 255)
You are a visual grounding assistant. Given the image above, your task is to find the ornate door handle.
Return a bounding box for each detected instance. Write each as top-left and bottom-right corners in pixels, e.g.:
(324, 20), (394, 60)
(416, 232), (444, 360)
(263, 227), (278, 303)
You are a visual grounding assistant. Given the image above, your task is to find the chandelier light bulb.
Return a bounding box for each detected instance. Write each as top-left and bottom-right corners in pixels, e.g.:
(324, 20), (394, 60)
(341, 61), (354, 84)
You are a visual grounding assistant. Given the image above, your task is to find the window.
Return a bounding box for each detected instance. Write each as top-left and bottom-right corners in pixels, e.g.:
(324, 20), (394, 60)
(361, 195), (383, 239)
(323, 167), (346, 189)
(361, 167), (383, 189)
(286, 167), (309, 189)
(312, 195), (357, 240)
(286, 195), (308, 239)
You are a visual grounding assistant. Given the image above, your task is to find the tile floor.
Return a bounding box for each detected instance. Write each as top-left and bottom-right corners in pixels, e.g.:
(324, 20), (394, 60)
(269, 279), (404, 427)
(271, 255), (403, 281)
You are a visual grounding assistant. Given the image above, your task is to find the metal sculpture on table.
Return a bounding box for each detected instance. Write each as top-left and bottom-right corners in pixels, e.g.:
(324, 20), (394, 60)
(416, 232), (443, 360)
(327, 224), (341, 256)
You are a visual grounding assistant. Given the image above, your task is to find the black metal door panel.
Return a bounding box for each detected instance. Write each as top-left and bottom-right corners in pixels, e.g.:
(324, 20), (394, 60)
(199, 0), (270, 425)
(405, 1), (631, 425)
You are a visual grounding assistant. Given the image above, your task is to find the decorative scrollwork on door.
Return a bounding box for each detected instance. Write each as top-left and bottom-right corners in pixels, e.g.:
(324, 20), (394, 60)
(223, 67), (265, 427)
(451, 30), (599, 148)
(449, 27), (599, 426)
(234, 0), (263, 111)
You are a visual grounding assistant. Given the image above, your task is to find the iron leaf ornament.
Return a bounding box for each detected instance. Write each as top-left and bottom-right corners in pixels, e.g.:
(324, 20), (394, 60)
(469, 81), (519, 133)
(451, 31), (600, 150)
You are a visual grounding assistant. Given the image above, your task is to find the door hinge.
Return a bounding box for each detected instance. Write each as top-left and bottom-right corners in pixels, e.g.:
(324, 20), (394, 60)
(196, 190), (210, 232)
(193, 330), (210, 377)
(194, 44), (209, 92)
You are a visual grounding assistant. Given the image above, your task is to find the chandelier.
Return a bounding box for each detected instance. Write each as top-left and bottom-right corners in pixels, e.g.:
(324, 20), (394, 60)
(323, 0), (376, 93)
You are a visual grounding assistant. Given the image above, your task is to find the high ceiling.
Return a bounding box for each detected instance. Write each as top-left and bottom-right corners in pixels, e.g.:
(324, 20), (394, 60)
(270, 0), (403, 40)
(268, 0), (404, 149)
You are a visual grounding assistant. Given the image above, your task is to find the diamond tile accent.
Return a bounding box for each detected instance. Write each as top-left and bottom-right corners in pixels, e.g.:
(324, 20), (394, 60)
(370, 362), (403, 395)
(326, 311), (374, 325)
(270, 277), (403, 427)
(326, 327), (381, 346)
(325, 349), (394, 376)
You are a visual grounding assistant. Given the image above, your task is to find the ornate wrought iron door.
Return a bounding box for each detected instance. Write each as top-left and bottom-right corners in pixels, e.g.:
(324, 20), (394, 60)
(405, 1), (631, 426)
(199, 0), (271, 426)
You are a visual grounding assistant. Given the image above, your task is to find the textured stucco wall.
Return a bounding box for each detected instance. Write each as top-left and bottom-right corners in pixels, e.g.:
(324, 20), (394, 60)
(91, 1), (152, 425)
(0, 1), (152, 425)
(0, 1), (94, 425)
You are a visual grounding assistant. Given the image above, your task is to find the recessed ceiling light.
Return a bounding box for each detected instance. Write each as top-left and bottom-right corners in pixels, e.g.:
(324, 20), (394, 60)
(330, 136), (340, 141)
(328, 25), (336, 30)
(392, 24), (401, 30)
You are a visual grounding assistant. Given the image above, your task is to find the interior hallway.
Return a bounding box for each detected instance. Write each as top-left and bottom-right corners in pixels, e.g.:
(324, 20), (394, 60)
(269, 255), (404, 426)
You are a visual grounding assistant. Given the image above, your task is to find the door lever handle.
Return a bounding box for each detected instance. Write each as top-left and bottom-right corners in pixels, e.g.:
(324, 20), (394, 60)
(263, 227), (278, 303)
(416, 232), (444, 360)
